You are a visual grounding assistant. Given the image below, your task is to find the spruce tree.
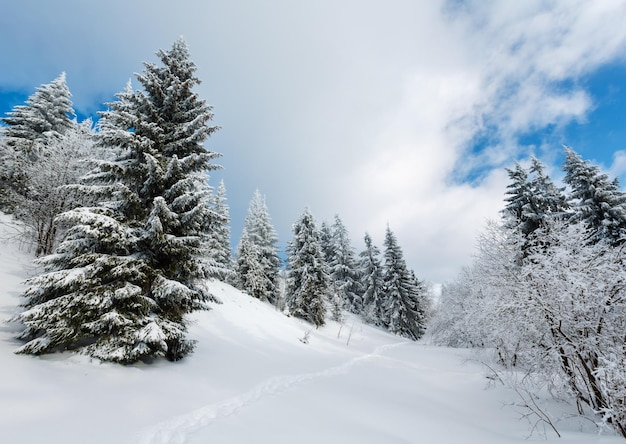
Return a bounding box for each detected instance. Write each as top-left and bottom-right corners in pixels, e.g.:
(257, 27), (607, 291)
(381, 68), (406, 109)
(563, 147), (626, 245)
(13, 38), (223, 363)
(502, 162), (531, 234)
(526, 157), (569, 230)
(503, 158), (569, 254)
(235, 190), (280, 303)
(235, 233), (270, 300)
(381, 226), (426, 340)
(328, 215), (362, 313)
(285, 208), (328, 327)
(319, 221), (335, 264)
(208, 180), (234, 277)
(359, 232), (385, 325)
(0, 73), (75, 211)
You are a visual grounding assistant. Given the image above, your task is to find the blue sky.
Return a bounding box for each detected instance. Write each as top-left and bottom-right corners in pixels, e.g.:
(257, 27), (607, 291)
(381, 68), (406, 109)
(2, 1), (626, 284)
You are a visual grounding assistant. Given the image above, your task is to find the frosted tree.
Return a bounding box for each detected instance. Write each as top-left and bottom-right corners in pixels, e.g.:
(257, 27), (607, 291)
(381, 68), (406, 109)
(381, 226), (426, 340)
(328, 215), (363, 313)
(319, 221), (335, 264)
(13, 38), (223, 363)
(359, 232), (385, 325)
(285, 208), (328, 327)
(235, 190), (280, 303)
(235, 233), (270, 300)
(0, 72), (75, 212)
(13, 120), (97, 256)
(563, 147), (626, 245)
(432, 165), (626, 436)
(208, 180), (234, 277)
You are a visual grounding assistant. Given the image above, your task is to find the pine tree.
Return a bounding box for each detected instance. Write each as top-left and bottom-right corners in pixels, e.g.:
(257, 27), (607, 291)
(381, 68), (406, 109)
(381, 226), (426, 340)
(285, 208), (328, 327)
(563, 147), (626, 245)
(0, 73), (75, 211)
(359, 232), (385, 325)
(328, 215), (362, 313)
(13, 38), (223, 363)
(235, 190), (281, 303)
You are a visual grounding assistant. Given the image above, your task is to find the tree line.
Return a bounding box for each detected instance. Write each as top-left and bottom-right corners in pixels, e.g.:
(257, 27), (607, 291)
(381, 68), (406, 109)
(430, 150), (626, 437)
(232, 194), (429, 340)
(0, 39), (429, 365)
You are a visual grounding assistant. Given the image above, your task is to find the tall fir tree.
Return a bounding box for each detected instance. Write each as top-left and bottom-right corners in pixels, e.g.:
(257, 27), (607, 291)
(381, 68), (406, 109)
(0, 73), (76, 211)
(208, 180), (234, 278)
(235, 190), (281, 303)
(502, 162), (531, 233)
(381, 226), (426, 341)
(319, 221), (335, 264)
(328, 215), (362, 313)
(235, 232), (271, 300)
(563, 147), (626, 245)
(502, 158), (569, 255)
(13, 38), (223, 363)
(359, 232), (385, 325)
(285, 208), (328, 327)
(526, 157), (569, 229)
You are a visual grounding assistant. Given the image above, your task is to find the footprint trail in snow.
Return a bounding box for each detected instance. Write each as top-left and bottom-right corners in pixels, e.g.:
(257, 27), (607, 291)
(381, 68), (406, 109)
(136, 341), (407, 444)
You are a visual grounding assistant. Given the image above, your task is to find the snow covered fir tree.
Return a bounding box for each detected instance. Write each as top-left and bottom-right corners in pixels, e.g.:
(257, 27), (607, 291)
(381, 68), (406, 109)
(234, 190), (281, 304)
(0, 41), (432, 366)
(326, 215), (363, 314)
(380, 226), (427, 341)
(11, 38), (225, 363)
(207, 180), (234, 278)
(285, 208), (329, 327)
(280, 208), (429, 335)
(0, 73), (92, 256)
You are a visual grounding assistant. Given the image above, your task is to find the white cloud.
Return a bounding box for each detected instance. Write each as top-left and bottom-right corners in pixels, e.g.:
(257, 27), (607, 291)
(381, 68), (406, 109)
(2, 1), (626, 283)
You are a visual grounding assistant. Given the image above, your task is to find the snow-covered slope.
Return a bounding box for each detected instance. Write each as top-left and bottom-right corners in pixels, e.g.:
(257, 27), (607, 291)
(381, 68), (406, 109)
(0, 214), (622, 444)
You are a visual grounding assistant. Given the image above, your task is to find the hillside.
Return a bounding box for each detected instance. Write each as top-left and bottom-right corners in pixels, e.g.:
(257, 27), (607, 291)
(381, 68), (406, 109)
(0, 213), (622, 444)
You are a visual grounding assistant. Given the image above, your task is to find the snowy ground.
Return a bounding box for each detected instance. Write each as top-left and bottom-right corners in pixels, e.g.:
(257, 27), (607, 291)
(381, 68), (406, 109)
(0, 213), (623, 444)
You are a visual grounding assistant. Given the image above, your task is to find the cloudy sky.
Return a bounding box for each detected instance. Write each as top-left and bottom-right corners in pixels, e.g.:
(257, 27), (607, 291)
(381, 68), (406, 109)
(2, 1), (626, 284)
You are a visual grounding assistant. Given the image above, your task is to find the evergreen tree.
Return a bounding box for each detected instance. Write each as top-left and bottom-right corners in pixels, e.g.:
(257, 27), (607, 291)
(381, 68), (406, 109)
(563, 147), (626, 245)
(0, 73), (75, 211)
(359, 232), (385, 325)
(502, 162), (531, 233)
(381, 226), (426, 340)
(13, 38), (222, 363)
(526, 157), (569, 229)
(319, 221), (335, 264)
(208, 180), (234, 277)
(503, 158), (569, 254)
(235, 190), (280, 303)
(1, 72), (75, 154)
(328, 215), (362, 313)
(285, 208), (328, 327)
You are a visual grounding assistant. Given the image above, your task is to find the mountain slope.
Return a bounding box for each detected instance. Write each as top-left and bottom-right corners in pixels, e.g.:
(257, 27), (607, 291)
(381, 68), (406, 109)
(0, 213), (622, 444)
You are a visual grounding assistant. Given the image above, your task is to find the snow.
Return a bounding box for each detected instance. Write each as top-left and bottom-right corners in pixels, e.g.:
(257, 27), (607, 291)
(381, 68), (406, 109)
(0, 212), (623, 444)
